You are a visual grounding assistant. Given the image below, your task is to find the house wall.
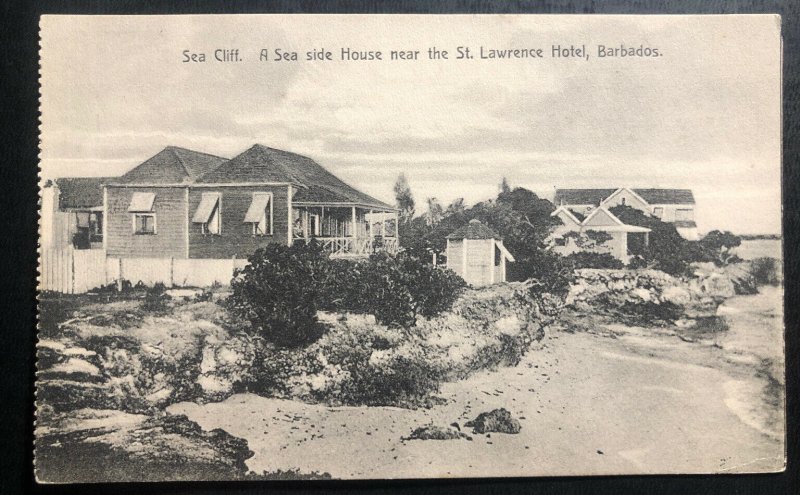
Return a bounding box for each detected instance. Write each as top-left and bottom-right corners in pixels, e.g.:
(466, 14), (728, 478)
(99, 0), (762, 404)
(106, 186), (187, 258)
(188, 185), (290, 259)
(465, 239), (493, 287)
(446, 239), (464, 278)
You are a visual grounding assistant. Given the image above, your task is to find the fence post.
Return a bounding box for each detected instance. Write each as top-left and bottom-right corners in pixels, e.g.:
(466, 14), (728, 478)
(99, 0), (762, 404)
(70, 248), (75, 294)
(117, 258), (123, 292)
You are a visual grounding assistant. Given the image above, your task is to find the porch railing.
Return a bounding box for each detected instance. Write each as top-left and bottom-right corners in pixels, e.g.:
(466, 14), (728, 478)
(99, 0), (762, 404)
(296, 236), (398, 257)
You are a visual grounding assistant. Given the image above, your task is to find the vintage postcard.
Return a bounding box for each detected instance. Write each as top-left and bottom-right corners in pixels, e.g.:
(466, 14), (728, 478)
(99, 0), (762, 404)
(36, 14), (784, 482)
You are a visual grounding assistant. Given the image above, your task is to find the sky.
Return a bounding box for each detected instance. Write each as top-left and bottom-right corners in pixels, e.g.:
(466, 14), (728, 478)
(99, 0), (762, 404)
(39, 15), (782, 234)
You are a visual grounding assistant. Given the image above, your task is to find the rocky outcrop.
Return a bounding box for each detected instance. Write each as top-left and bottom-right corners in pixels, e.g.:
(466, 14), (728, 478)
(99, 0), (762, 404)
(35, 408), (253, 482)
(568, 269), (732, 323)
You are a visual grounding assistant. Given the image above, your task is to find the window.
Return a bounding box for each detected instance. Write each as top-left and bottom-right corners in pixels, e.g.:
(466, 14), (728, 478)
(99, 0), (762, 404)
(134, 214), (156, 235)
(675, 208), (694, 221)
(192, 192), (221, 234)
(652, 207), (663, 218)
(128, 192), (156, 235)
(244, 192), (272, 235)
(554, 237), (567, 247)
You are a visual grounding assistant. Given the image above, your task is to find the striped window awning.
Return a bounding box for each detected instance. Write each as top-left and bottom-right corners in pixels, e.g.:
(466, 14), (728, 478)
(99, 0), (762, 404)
(244, 193), (271, 222)
(128, 192), (156, 212)
(192, 193), (220, 223)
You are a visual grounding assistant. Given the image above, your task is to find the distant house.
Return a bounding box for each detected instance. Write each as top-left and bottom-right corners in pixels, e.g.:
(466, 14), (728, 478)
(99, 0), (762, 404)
(446, 219), (514, 286)
(549, 205), (651, 264)
(41, 177), (113, 250)
(104, 144), (398, 262)
(553, 187), (698, 241)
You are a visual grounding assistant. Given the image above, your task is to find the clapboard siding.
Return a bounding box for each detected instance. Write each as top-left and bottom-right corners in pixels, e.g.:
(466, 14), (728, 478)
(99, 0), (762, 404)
(106, 186), (187, 258)
(188, 185), (290, 259)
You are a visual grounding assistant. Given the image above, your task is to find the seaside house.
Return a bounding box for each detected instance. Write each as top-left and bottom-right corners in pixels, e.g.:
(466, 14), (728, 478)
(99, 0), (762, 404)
(553, 187), (698, 240)
(101, 144), (398, 285)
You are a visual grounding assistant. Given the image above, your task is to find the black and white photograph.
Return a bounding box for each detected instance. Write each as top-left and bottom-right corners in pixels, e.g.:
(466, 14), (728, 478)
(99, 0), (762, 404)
(36, 14), (784, 482)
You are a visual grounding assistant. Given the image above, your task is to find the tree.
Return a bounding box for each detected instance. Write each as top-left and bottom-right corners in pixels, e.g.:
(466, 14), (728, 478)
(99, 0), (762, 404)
(425, 197), (444, 226)
(699, 230), (743, 266)
(500, 177), (511, 194)
(445, 198), (466, 216)
(393, 174), (415, 224)
(608, 205), (704, 275)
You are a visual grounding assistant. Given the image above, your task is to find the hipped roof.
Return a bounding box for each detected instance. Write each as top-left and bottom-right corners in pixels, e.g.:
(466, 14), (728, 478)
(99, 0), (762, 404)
(447, 219), (500, 240)
(114, 147), (228, 184)
(554, 188), (695, 205)
(197, 144), (394, 210)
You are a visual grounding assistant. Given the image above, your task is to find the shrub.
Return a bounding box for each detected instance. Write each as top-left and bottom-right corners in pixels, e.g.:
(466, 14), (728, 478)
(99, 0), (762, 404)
(227, 242), (329, 348)
(565, 251), (624, 269)
(510, 248), (574, 300)
(336, 354), (443, 408)
(316, 258), (366, 313)
(750, 257), (781, 286)
(356, 253), (467, 328)
(141, 283), (170, 313)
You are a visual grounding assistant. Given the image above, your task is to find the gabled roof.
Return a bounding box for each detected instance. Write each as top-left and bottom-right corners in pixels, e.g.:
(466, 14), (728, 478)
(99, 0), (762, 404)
(447, 219), (500, 240)
(550, 206), (582, 226)
(197, 144), (394, 210)
(114, 147), (227, 184)
(53, 177), (113, 209)
(554, 188), (695, 206)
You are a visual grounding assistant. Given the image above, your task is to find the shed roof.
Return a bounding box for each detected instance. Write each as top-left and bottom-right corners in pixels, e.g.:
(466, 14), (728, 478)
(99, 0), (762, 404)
(446, 219), (500, 240)
(53, 177), (113, 209)
(114, 147), (227, 184)
(554, 188), (695, 206)
(197, 144), (394, 210)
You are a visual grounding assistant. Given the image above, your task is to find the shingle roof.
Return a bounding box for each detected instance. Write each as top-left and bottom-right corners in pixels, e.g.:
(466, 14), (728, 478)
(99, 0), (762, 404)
(53, 177), (112, 209)
(198, 144), (394, 210)
(447, 219), (500, 240)
(633, 189), (695, 205)
(115, 147), (227, 184)
(554, 188), (695, 205)
(554, 189), (617, 206)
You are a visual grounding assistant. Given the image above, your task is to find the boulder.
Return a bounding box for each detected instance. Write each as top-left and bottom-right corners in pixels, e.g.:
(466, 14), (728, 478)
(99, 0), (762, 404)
(404, 425), (472, 441)
(700, 274), (736, 299)
(662, 286), (692, 306)
(465, 408), (522, 434)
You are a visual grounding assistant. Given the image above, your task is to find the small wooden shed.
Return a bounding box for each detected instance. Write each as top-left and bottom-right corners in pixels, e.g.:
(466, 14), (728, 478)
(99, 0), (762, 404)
(446, 219), (515, 287)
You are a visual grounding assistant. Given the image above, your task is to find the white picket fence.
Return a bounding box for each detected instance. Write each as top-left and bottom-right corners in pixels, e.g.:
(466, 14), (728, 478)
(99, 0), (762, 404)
(39, 248), (247, 294)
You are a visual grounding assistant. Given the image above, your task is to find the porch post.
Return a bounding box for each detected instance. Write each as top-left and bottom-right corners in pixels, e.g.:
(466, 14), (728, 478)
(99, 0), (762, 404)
(351, 206), (357, 237)
(369, 210), (374, 238)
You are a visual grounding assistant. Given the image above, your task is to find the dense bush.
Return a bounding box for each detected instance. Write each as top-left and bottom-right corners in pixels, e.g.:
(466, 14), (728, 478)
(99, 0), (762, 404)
(336, 354), (444, 407)
(565, 251), (624, 269)
(230, 243), (466, 345)
(228, 242), (329, 348)
(750, 257), (781, 286)
(509, 248), (574, 300)
(352, 253), (467, 328)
